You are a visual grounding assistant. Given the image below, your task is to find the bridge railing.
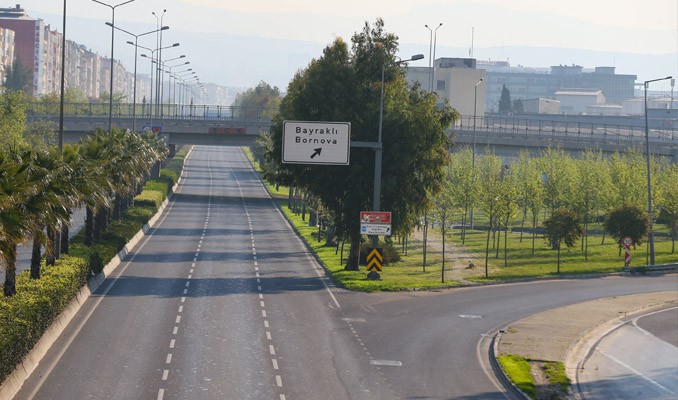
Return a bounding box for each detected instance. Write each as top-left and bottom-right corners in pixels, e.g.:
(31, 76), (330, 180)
(456, 115), (677, 145)
(25, 102), (275, 122)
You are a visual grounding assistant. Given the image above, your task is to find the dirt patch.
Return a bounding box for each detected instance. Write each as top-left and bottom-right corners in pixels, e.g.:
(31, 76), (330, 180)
(410, 228), (500, 283)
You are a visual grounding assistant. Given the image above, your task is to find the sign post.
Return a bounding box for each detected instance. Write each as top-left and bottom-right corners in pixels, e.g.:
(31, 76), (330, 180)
(360, 212), (391, 280)
(622, 236), (633, 270)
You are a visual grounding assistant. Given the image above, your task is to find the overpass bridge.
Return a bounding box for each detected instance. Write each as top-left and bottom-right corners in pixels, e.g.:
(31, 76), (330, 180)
(26, 102), (678, 162)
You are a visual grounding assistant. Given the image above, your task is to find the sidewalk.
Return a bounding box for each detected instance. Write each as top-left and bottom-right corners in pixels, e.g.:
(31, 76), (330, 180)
(495, 289), (678, 398)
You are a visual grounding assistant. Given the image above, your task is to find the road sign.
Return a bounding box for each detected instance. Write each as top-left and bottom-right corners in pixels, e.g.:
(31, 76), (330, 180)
(366, 248), (383, 272)
(282, 121), (350, 165)
(361, 224), (392, 235)
(624, 247), (631, 266)
(360, 211), (391, 224)
(622, 236), (633, 248)
(142, 125), (162, 134)
(360, 211), (392, 236)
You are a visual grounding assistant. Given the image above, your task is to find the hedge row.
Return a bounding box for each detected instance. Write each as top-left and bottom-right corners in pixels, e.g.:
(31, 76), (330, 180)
(0, 149), (186, 383)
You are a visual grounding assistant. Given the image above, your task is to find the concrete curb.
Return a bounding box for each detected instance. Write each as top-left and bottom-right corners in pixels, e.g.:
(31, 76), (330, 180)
(566, 297), (678, 400)
(0, 147), (192, 400)
(492, 332), (533, 399)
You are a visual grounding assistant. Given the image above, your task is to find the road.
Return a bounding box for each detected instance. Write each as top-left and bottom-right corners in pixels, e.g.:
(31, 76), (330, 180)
(14, 145), (678, 400)
(578, 307), (678, 400)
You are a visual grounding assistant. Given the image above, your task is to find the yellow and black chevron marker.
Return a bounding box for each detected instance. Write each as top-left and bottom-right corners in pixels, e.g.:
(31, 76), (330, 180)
(366, 248), (383, 272)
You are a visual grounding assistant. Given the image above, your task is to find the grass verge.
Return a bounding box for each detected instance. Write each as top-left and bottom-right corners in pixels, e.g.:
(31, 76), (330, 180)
(497, 354), (536, 399)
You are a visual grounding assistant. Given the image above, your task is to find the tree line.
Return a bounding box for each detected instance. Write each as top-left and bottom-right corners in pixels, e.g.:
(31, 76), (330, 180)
(0, 90), (168, 296)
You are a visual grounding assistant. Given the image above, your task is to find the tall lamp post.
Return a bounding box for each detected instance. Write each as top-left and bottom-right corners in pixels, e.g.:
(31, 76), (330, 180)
(644, 75), (672, 266)
(140, 42), (179, 124)
(59, 0), (67, 155)
(91, 0), (136, 133)
(159, 55), (186, 114)
(152, 9), (167, 117)
(469, 77), (483, 228)
(106, 23), (168, 132)
(424, 23), (441, 92)
(372, 53), (424, 248)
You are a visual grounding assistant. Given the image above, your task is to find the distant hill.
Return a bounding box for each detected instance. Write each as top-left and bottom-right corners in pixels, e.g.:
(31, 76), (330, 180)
(32, 11), (677, 91)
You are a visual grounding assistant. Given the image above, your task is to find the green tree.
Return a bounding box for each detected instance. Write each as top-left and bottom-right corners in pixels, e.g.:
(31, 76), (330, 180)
(0, 91), (28, 150)
(234, 81), (282, 120)
(498, 84), (512, 114)
(512, 98), (523, 114)
(0, 147), (44, 296)
(513, 151), (545, 254)
(264, 19), (456, 270)
(657, 165), (678, 253)
(604, 205), (650, 248)
(448, 147), (475, 243)
(477, 153), (505, 277)
(23, 120), (58, 150)
(3, 59), (31, 93)
(539, 147), (577, 214)
(543, 208), (583, 274)
(431, 176), (456, 283)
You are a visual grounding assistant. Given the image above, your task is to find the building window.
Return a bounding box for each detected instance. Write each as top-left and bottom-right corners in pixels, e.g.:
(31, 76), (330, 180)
(436, 80), (446, 91)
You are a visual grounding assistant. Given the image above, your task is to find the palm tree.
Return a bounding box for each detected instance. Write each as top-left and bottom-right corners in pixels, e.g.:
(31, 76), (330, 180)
(25, 148), (76, 278)
(0, 147), (42, 296)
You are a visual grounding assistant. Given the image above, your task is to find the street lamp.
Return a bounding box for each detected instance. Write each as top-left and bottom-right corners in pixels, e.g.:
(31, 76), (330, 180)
(152, 9), (166, 117)
(424, 23), (442, 92)
(107, 23), (168, 132)
(59, 0), (67, 155)
(372, 53), (424, 248)
(91, 0), (136, 133)
(140, 42), (179, 123)
(469, 77), (484, 228)
(644, 75), (672, 266)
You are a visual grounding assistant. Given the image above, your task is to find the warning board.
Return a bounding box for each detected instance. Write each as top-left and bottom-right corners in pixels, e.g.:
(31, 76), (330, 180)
(366, 248), (383, 272)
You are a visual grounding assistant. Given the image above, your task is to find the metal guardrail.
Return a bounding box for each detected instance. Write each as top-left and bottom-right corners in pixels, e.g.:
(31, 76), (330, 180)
(456, 115), (678, 146)
(25, 102), (275, 122)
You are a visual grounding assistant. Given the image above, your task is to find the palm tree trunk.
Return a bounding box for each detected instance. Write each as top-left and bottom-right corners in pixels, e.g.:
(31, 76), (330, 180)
(3, 243), (18, 296)
(60, 222), (69, 255)
(46, 226), (56, 266)
(30, 234), (42, 279)
(85, 205), (94, 247)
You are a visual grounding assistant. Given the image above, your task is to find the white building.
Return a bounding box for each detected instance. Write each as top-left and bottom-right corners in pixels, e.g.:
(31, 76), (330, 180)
(555, 90), (605, 114)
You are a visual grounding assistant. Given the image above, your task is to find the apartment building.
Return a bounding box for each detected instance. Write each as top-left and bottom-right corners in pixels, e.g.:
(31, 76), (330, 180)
(0, 26), (14, 84)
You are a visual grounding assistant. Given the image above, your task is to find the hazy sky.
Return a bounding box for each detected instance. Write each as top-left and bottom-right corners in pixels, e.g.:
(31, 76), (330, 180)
(23, 1), (678, 89)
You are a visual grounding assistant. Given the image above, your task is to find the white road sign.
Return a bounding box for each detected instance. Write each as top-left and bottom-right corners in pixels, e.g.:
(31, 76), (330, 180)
(282, 121), (351, 165)
(360, 223), (392, 236)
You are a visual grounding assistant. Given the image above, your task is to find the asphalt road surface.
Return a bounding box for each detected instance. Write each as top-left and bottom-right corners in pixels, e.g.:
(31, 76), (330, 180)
(578, 307), (678, 400)
(15, 145), (678, 400)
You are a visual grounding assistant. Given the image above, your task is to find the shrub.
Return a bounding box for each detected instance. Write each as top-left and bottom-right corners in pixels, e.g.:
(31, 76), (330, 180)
(134, 189), (165, 209)
(159, 168), (178, 186)
(0, 256), (88, 380)
(497, 354), (536, 399)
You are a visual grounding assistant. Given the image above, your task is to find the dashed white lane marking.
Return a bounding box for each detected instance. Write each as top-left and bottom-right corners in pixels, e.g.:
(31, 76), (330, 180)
(272, 359), (279, 370)
(269, 344), (275, 354)
(178, 306), (183, 313)
(370, 360), (403, 367)
(173, 327), (178, 335)
(264, 320), (269, 328)
(275, 375), (283, 387)
(157, 388), (164, 400)
(162, 370), (169, 381)
(169, 339), (176, 349)
(262, 310), (267, 318)
(166, 354), (172, 364)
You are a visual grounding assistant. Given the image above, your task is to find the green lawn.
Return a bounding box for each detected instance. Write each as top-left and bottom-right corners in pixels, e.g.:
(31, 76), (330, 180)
(242, 147), (678, 291)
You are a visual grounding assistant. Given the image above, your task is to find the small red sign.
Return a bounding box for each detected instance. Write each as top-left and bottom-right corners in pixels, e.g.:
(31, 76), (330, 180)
(622, 236), (633, 248)
(360, 211), (391, 224)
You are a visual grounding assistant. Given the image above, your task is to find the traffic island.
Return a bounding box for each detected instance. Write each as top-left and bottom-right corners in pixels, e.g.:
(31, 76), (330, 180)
(494, 290), (678, 399)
